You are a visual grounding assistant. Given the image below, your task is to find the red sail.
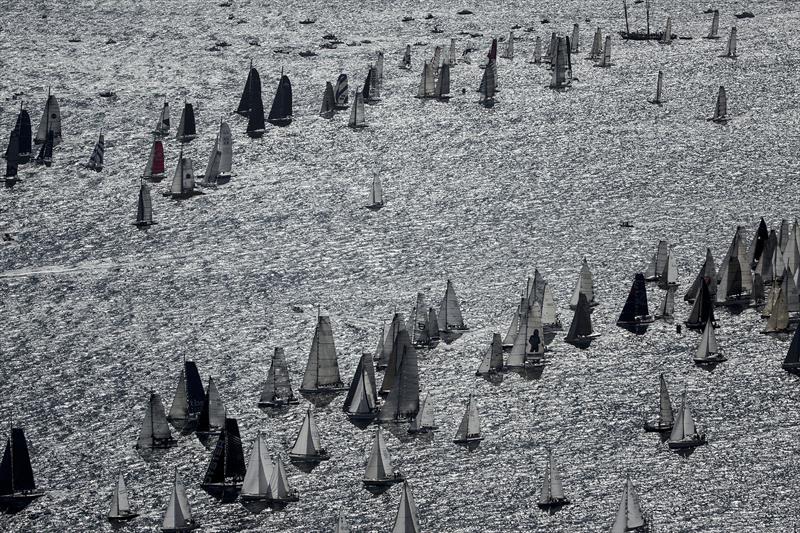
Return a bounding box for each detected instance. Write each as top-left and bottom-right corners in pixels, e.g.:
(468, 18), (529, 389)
(488, 39), (497, 60)
(152, 140), (164, 175)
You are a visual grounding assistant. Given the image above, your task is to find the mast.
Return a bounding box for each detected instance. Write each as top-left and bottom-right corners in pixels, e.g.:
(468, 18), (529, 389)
(623, 0), (630, 34)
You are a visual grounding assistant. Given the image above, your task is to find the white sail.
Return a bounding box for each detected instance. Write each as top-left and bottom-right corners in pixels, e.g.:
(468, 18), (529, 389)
(410, 392), (435, 431)
(417, 62), (435, 98)
(589, 28), (602, 60)
(269, 457), (293, 499)
(570, 259), (595, 308)
(669, 392), (697, 442)
(430, 46), (442, 75)
(571, 24), (579, 52)
(599, 35), (611, 66)
(611, 476), (645, 533)
(162, 472), (193, 531)
(108, 474), (132, 518)
(205, 378), (226, 429)
(696, 319), (718, 360)
(766, 287), (790, 332)
(503, 32), (514, 59)
(392, 482), (421, 533)
(348, 91), (366, 128)
(376, 52), (385, 87)
(781, 268), (800, 313)
(137, 392), (172, 449)
(657, 288), (675, 318)
(503, 297), (524, 345)
(168, 369), (187, 422)
(454, 394), (480, 440)
(302, 315), (342, 390)
(364, 426), (394, 481)
(540, 282), (558, 325)
(156, 102), (170, 135)
(538, 450), (565, 503)
(291, 409), (323, 456)
(35, 92), (62, 146)
(660, 17), (672, 44)
(367, 175), (383, 205)
(335, 509), (351, 533)
(241, 434), (273, 498)
(723, 27), (737, 57)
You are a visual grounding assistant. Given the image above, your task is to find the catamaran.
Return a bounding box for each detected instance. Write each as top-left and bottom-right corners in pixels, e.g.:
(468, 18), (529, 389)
(667, 392), (707, 450)
(643, 374), (673, 432)
(476, 333), (504, 375)
(267, 72), (293, 126)
(136, 392), (177, 450)
(415, 61), (435, 99)
(694, 318), (725, 365)
(587, 28), (602, 60)
(288, 409), (331, 466)
(620, 0), (672, 40)
(616, 273), (654, 334)
(704, 10), (721, 39)
(201, 418), (246, 502)
(175, 102), (197, 143)
(453, 393), (482, 446)
(435, 62), (451, 100)
(342, 352), (379, 427)
(532, 36), (543, 64)
(501, 31), (514, 60)
(258, 347), (299, 408)
(83, 133), (104, 171)
(549, 35), (572, 89)
(648, 71), (664, 104)
(610, 476), (648, 533)
(565, 293), (599, 348)
(167, 359), (205, 430)
(300, 314), (346, 394)
(595, 35), (612, 67)
(478, 60), (496, 107)
(320, 82), (336, 118)
(366, 174), (384, 210)
(571, 24), (580, 52)
(160, 469), (197, 533)
(0, 423), (44, 514)
(537, 450), (570, 511)
(659, 17), (673, 44)
(400, 45), (412, 69)
(362, 426), (404, 493)
(107, 473), (138, 522)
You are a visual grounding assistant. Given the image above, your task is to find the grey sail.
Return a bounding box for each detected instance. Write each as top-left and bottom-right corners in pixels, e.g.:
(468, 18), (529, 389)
(476, 333), (504, 375)
(378, 329), (420, 422)
(610, 476), (646, 533)
(570, 258), (596, 309)
(259, 347), (297, 407)
(706, 10), (720, 39)
(136, 392), (175, 449)
(301, 315), (344, 392)
(437, 279), (466, 332)
(721, 26), (737, 58)
(453, 394), (480, 441)
(108, 473), (136, 520)
(391, 482), (421, 533)
(35, 91), (62, 146)
(161, 470), (194, 532)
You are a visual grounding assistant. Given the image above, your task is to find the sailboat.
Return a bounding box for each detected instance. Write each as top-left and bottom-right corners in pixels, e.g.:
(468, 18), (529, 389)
(570, 258), (598, 309)
(587, 28), (602, 60)
(258, 347), (299, 408)
(643, 374), (673, 432)
(366, 175), (384, 210)
(300, 314), (346, 394)
(235, 60), (262, 117)
(0, 424), (44, 514)
(201, 125), (223, 185)
(453, 394), (482, 446)
(364, 65), (381, 104)
(348, 90), (367, 129)
(136, 392), (177, 450)
(142, 139), (166, 181)
(334, 74), (349, 109)
(476, 333), (504, 375)
(195, 377), (226, 441)
(708, 85), (729, 123)
(684, 248), (716, 302)
(33, 130), (53, 167)
(620, 0), (670, 40)
(152, 101), (170, 136)
(391, 481), (421, 533)
(507, 302), (547, 369)
(107, 473), (138, 522)
(266, 456), (299, 509)
(362, 426), (404, 493)
(549, 35), (572, 89)
(449, 38), (457, 65)
(410, 293), (437, 349)
(541, 282), (562, 330)
(14, 106), (32, 164)
(667, 392), (707, 450)
(571, 24), (580, 52)
(175, 102), (197, 143)
(657, 250), (678, 289)
(34, 88), (62, 146)
(501, 31), (514, 60)
(781, 325), (800, 375)
(565, 293), (599, 349)
(160, 470), (197, 533)
(644, 240), (669, 282)
(595, 35), (612, 67)
(245, 95), (266, 138)
(659, 17), (673, 45)
(537, 450), (570, 511)
(3, 128), (20, 188)
(378, 329), (420, 423)
(610, 476), (648, 533)
(342, 353), (380, 426)
(167, 359), (205, 430)
(655, 287), (675, 321)
(320, 82), (336, 119)
(716, 229), (751, 306)
(408, 392), (437, 434)
(435, 62), (451, 101)
(132, 181), (156, 228)
(267, 72), (293, 126)
(240, 433), (273, 502)
(761, 286), (791, 334)
(166, 149), (203, 199)
(438, 279), (468, 342)
(648, 70), (664, 105)
(694, 318), (725, 365)
(415, 61), (435, 99)
(201, 417), (246, 502)
(704, 10), (721, 39)
(616, 273), (654, 334)
(478, 60), (496, 107)
(288, 409), (331, 465)
(376, 313), (404, 371)
(400, 44), (412, 69)
(720, 27), (737, 58)
(83, 132), (105, 171)
(334, 509), (351, 533)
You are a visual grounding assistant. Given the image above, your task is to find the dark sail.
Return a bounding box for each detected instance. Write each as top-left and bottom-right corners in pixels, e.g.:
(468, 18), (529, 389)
(726, 256), (743, 296)
(750, 218), (769, 269)
(246, 97), (265, 136)
(15, 110), (31, 164)
(342, 354), (365, 412)
(783, 326), (800, 369)
(362, 69), (373, 102)
(5, 129), (19, 179)
(618, 273), (649, 323)
(203, 418), (246, 485)
(686, 279), (715, 328)
(267, 75), (293, 125)
(0, 429), (36, 495)
(185, 361), (205, 417)
(236, 65), (262, 117)
(320, 82), (335, 118)
(35, 131), (53, 166)
(567, 293), (593, 339)
(183, 104), (196, 137)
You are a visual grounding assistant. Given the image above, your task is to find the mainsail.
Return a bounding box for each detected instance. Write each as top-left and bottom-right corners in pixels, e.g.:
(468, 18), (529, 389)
(259, 347), (297, 407)
(364, 426), (396, 482)
(290, 409), (326, 458)
(706, 10), (720, 39)
(659, 17), (673, 44)
(153, 102), (170, 136)
(437, 279), (466, 332)
(378, 329), (420, 422)
(476, 333), (504, 375)
(454, 394), (481, 441)
(34, 90), (62, 146)
(136, 392), (175, 449)
(241, 433), (273, 499)
(391, 482), (421, 533)
(669, 392), (698, 443)
(85, 133), (105, 171)
(416, 62), (435, 98)
(722, 27), (737, 58)
(15, 108), (32, 163)
(710, 85), (728, 122)
(610, 476), (646, 533)
(175, 102), (197, 143)
(538, 450), (567, 506)
(268, 74), (293, 126)
(644, 241), (669, 281)
(108, 474), (136, 520)
(167, 360), (205, 426)
(348, 91), (366, 128)
(320, 82), (336, 118)
(334, 74), (349, 109)
(343, 353), (378, 417)
(301, 315), (344, 392)
(197, 377), (226, 435)
(161, 470), (194, 532)
(142, 139), (165, 180)
(617, 273), (650, 326)
(201, 418), (246, 496)
(0, 427), (39, 497)
(236, 62), (263, 117)
(570, 258), (596, 309)
(367, 175), (383, 207)
(409, 392), (436, 433)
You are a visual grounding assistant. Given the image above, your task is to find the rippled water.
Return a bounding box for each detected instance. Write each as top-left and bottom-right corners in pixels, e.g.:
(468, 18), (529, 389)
(2, 0), (800, 531)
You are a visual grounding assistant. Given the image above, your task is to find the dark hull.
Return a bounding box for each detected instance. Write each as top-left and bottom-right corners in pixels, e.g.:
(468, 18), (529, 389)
(108, 512), (139, 523)
(694, 356), (726, 366)
(643, 421), (672, 433)
(161, 520), (199, 533)
(346, 411), (378, 428)
(144, 173), (166, 182)
(408, 425), (437, 434)
(363, 475), (404, 494)
(618, 31), (675, 40)
(668, 436), (707, 450)
(267, 118), (292, 127)
(163, 190), (204, 199)
(365, 203), (384, 211)
(177, 135), (197, 143)
(565, 334), (599, 349)
(289, 452), (331, 463)
(2, 178), (20, 188)
(617, 317), (654, 335)
(537, 498), (570, 511)
(439, 328), (468, 344)
(684, 320), (717, 330)
(782, 363), (800, 375)
(136, 436), (177, 450)
(257, 397), (300, 408)
(0, 492), (44, 514)
(246, 129), (265, 139)
(201, 482), (242, 503)
(133, 221), (158, 228)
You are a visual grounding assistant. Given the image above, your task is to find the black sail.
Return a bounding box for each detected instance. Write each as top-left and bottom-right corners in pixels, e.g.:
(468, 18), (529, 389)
(784, 326), (800, 366)
(246, 97), (265, 134)
(362, 70), (372, 101)
(567, 293), (593, 339)
(0, 429), (36, 494)
(618, 273), (649, 322)
(5, 129), (19, 178)
(204, 418), (246, 484)
(185, 361), (205, 417)
(236, 66), (262, 117)
(15, 110), (31, 163)
(268, 75), (293, 125)
(751, 218), (769, 268)
(183, 104), (196, 137)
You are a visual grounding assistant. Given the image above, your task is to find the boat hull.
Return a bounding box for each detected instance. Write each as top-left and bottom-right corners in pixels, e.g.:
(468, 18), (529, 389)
(177, 135), (197, 144)
(0, 492), (44, 514)
(108, 512), (139, 523)
(537, 498), (570, 511)
(643, 421), (672, 433)
(694, 356), (727, 366)
(363, 475), (405, 494)
(668, 436), (707, 449)
(365, 203), (384, 211)
(408, 425), (438, 435)
(267, 118), (292, 127)
(616, 317), (654, 335)
(201, 482), (242, 503)
(133, 221), (158, 228)
(782, 363), (800, 375)
(246, 129), (265, 139)
(161, 520), (199, 533)
(163, 190), (204, 200)
(346, 411), (378, 428)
